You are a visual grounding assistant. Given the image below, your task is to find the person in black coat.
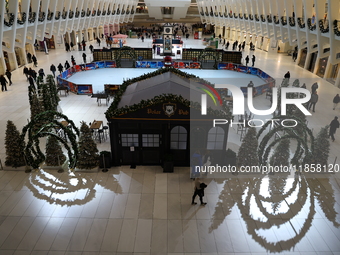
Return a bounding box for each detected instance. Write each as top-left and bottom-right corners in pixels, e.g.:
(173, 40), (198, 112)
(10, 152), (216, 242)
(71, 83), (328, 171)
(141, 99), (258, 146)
(57, 63), (63, 74)
(64, 60), (71, 70)
(252, 55), (256, 66)
(245, 55), (250, 66)
(50, 64), (56, 77)
(82, 53), (87, 63)
(0, 75), (8, 91)
(329, 116), (340, 142)
(28, 75), (35, 89)
(311, 82), (318, 94)
(23, 66), (29, 80)
(5, 70), (12, 85)
(32, 55), (37, 67)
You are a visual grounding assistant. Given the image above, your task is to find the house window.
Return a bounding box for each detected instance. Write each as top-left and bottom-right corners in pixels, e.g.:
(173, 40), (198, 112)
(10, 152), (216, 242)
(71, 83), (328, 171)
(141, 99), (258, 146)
(142, 134), (160, 147)
(207, 127), (224, 150)
(171, 126), (187, 149)
(121, 134), (139, 147)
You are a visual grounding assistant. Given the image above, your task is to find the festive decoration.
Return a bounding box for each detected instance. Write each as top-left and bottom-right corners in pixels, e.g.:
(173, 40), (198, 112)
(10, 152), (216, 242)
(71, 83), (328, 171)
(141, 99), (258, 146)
(38, 12), (46, 22)
(237, 127), (259, 167)
(75, 10), (80, 18)
(289, 17), (295, 27)
(274, 15), (280, 24)
(17, 12), (27, 25)
(312, 126), (330, 166)
(81, 10), (85, 17)
(105, 67), (231, 119)
(267, 15), (272, 23)
(115, 46), (137, 67)
(260, 14), (266, 22)
(281, 16), (287, 26)
(219, 12), (223, 17)
(68, 11), (74, 18)
(76, 122), (99, 169)
(86, 10), (91, 16)
(97, 10), (101, 16)
(269, 139), (290, 167)
(21, 111), (79, 170)
(297, 17), (305, 28)
(244, 14), (248, 20)
(249, 14), (254, 20)
(4, 13), (15, 27)
(239, 13), (243, 19)
(228, 13), (232, 18)
(47, 11), (54, 20)
(62, 11), (68, 19)
(54, 11), (60, 20)
(292, 79), (300, 87)
(334, 20), (340, 36)
(255, 14), (259, 21)
(319, 19), (329, 33)
(5, 120), (26, 168)
(307, 18), (316, 31)
(45, 135), (66, 166)
(198, 48), (218, 69)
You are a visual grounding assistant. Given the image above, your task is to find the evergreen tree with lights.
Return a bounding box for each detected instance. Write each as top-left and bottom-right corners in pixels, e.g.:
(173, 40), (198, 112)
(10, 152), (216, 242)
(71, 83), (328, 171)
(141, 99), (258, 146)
(270, 139), (290, 167)
(76, 121), (99, 169)
(313, 126), (330, 166)
(237, 127), (259, 167)
(45, 135), (66, 166)
(5, 120), (26, 167)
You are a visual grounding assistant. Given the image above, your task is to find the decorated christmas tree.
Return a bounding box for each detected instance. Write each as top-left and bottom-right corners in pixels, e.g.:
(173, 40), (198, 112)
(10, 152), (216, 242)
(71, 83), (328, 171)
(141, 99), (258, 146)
(76, 121), (99, 169)
(45, 135), (66, 166)
(292, 79), (300, 87)
(313, 126), (330, 166)
(270, 139), (290, 166)
(5, 120), (26, 167)
(237, 127), (259, 167)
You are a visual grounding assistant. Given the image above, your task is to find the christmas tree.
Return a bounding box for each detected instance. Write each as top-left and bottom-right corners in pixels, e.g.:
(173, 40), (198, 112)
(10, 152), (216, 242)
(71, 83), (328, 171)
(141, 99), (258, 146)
(45, 135), (66, 166)
(292, 79), (300, 87)
(237, 127), (259, 167)
(5, 120), (26, 167)
(313, 126), (330, 166)
(270, 139), (290, 166)
(76, 121), (99, 169)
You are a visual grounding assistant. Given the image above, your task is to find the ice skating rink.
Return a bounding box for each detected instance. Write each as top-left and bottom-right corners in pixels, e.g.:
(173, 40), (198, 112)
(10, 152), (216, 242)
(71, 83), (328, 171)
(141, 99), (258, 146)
(66, 68), (266, 93)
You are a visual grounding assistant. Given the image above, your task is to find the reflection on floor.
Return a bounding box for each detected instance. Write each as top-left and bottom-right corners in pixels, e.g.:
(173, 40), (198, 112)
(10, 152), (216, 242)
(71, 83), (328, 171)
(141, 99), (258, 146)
(0, 36), (340, 254)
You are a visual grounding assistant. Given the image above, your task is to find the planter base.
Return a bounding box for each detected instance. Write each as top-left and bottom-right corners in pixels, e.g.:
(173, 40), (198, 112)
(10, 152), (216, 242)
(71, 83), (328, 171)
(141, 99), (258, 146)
(74, 167), (99, 173)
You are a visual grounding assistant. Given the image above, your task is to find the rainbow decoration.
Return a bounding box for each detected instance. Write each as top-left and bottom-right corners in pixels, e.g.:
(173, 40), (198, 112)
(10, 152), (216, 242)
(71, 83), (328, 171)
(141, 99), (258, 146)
(197, 83), (223, 106)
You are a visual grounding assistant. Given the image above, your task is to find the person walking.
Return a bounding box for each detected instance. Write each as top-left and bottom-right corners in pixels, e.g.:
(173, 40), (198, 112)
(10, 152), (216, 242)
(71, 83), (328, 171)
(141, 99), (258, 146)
(29, 68), (37, 81)
(252, 55), (256, 66)
(27, 52), (32, 63)
(64, 60), (71, 70)
(70, 41), (74, 50)
(191, 178), (207, 205)
(71, 55), (76, 66)
(28, 75), (35, 89)
(292, 50), (298, 62)
(245, 55), (250, 66)
(50, 64), (56, 78)
(5, 69), (12, 85)
(333, 94), (340, 110)
(57, 63), (63, 74)
(96, 37), (101, 46)
(284, 71), (291, 79)
(308, 91), (318, 112)
(32, 55), (38, 67)
(141, 36), (144, 42)
(82, 52), (87, 63)
(38, 68), (45, 80)
(0, 75), (8, 92)
(89, 44), (94, 53)
(82, 40), (86, 51)
(311, 82), (319, 94)
(65, 42), (70, 52)
(329, 116), (340, 142)
(23, 66), (29, 80)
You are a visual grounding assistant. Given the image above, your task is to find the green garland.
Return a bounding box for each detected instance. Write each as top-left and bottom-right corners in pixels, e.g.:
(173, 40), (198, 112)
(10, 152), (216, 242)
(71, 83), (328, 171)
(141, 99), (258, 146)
(255, 14), (259, 21)
(68, 11), (74, 18)
(105, 67), (231, 119)
(47, 11), (54, 20)
(289, 17), (295, 27)
(260, 14), (266, 22)
(55, 11), (60, 20)
(267, 15), (272, 23)
(116, 46), (137, 68)
(274, 15), (280, 24)
(281, 16), (287, 26)
(21, 111), (80, 170)
(249, 14), (253, 20)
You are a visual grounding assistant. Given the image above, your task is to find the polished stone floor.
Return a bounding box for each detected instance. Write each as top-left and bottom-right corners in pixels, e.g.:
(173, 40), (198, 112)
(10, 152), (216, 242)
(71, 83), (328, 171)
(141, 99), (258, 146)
(0, 36), (340, 254)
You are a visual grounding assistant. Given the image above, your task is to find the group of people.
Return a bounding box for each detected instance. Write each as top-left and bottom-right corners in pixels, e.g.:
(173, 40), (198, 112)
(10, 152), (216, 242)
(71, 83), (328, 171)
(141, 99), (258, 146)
(245, 55), (256, 67)
(0, 70), (12, 91)
(65, 40), (87, 52)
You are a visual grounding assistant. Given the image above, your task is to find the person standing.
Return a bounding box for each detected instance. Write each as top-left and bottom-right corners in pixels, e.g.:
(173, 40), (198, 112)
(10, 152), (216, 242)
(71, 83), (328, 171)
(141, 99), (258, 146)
(333, 94), (340, 110)
(141, 36), (144, 42)
(225, 41), (230, 50)
(311, 82), (319, 94)
(191, 178), (207, 205)
(70, 41), (74, 50)
(292, 51), (298, 62)
(23, 66), (29, 80)
(38, 68), (45, 80)
(28, 75), (35, 89)
(308, 91), (318, 112)
(96, 37), (101, 46)
(5, 69), (12, 85)
(64, 60), (71, 70)
(82, 52), (87, 63)
(82, 40), (86, 51)
(245, 55), (250, 66)
(50, 64), (56, 78)
(89, 44), (94, 53)
(27, 52), (32, 63)
(29, 68), (37, 81)
(32, 55), (38, 67)
(71, 55), (76, 66)
(57, 63), (63, 74)
(0, 75), (8, 92)
(284, 71), (290, 79)
(252, 55), (256, 66)
(329, 116), (340, 142)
